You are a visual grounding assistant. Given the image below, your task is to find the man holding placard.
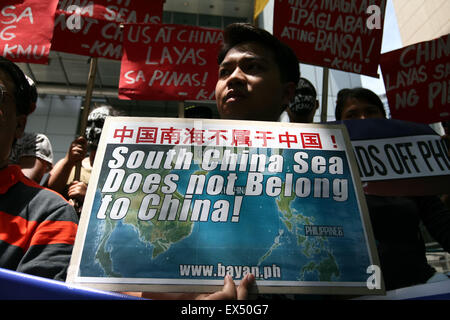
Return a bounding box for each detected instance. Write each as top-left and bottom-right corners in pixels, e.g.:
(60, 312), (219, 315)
(335, 87), (450, 290)
(68, 23), (382, 298)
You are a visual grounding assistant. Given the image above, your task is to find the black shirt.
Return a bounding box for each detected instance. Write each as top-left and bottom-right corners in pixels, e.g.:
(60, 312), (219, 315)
(365, 195), (450, 290)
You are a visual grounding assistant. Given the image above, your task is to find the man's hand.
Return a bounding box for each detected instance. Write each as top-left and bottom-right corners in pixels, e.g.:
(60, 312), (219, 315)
(66, 136), (88, 165)
(67, 181), (87, 203)
(126, 273), (256, 300)
(200, 274), (255, 300)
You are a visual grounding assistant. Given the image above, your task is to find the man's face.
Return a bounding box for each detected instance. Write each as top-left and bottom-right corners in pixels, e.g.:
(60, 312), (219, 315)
(215, 42), (293, 121)
(0, 69), (25, 168)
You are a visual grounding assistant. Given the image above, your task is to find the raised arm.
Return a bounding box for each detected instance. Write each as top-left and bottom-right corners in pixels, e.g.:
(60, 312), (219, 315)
(47, 136), (87, 194)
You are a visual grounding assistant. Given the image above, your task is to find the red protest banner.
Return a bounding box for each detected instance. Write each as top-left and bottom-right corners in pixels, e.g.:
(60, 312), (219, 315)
(273, 0), (386, 77)
(51, 0), (163, 60)
(380, 34), (450, 124)
(0, 0), (58, 64)
(55, 0), (163, 22)
(119, 24), (223, 101)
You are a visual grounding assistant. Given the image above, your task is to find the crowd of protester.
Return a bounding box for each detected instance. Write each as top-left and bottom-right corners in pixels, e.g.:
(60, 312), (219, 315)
(1, 23), (449, 300)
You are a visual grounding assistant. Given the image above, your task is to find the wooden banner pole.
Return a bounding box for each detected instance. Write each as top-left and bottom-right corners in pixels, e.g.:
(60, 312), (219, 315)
(178, 101), (185, 118)
(320, 67), (329, 123)
(74, 57), (98, 181)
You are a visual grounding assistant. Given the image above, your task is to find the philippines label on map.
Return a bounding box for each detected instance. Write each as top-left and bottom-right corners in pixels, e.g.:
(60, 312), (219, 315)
(67, 117), (384, 295)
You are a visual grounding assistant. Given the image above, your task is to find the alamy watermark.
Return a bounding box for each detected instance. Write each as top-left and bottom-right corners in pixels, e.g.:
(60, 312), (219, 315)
(366, 264), (382, 289)
(65, 5), (82, 31)
(366, 5), (382, 30)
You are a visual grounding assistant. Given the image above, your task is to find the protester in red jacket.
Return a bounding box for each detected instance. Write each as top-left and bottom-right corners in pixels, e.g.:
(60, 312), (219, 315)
(0, 57), (79, 281)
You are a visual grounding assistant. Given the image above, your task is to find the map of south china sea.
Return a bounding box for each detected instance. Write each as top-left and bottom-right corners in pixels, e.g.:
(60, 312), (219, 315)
(77, 144), (373, 287)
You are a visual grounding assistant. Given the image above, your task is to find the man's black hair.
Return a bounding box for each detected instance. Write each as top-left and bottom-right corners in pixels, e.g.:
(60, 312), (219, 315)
(0, 57), (34, 115)
(218, 23), (300, 85)
(184, 105), (213, 119)
(335, 87), (386, 120)
(297, 77), (316, 98)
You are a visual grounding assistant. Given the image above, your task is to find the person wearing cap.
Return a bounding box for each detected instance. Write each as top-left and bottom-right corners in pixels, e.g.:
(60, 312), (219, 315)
(335, 87), (450, 290)
(0, 57), (78, 281)
(286, 77), (319, 123)
(215, 23), (299, 122)
(9, 132), (54, 184)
